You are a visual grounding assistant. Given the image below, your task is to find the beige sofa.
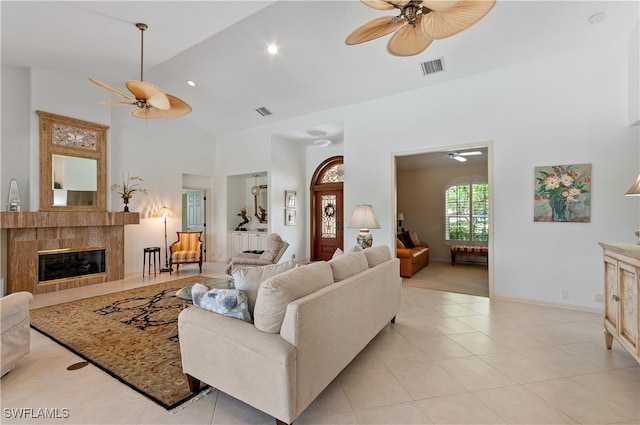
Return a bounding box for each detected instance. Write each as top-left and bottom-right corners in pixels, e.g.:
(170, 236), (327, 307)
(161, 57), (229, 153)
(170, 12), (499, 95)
(179, 245), (401, 424)
(1, 291), (33, 376)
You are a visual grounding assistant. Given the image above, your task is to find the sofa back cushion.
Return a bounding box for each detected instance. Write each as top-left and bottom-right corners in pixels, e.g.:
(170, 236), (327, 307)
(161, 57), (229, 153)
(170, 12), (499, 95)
(254, 261), (334, 333)
(232, 260), (295, 316)
(363, 245), (392, 268)
(328, 251), (369, 282)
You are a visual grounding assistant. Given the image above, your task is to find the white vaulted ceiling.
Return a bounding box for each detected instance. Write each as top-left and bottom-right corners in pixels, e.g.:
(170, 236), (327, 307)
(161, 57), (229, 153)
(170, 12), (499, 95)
(2, 1), (638, 137)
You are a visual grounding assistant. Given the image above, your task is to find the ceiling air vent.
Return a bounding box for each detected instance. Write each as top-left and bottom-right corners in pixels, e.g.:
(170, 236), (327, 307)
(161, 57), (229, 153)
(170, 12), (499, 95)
(420, 57), (445, 76)
(255, 106), (272, 117)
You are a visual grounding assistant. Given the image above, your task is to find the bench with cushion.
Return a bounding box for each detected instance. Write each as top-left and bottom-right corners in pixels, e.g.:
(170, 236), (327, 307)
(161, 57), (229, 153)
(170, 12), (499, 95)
(450, 245), (488, 267)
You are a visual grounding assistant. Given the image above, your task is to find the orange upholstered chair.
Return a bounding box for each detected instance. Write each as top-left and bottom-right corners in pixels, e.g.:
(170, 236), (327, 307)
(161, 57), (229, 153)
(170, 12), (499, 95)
(169, 231), (203, 273)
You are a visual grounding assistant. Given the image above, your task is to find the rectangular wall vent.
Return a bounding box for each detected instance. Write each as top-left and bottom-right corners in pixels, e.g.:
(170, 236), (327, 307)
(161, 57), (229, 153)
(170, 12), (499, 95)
(420, 57), (445, 76)
(255, 106), (272, 116)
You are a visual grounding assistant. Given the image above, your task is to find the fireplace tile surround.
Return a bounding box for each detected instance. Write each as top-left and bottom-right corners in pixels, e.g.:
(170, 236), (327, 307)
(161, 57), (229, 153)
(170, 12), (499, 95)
(1, 212), (139, 295)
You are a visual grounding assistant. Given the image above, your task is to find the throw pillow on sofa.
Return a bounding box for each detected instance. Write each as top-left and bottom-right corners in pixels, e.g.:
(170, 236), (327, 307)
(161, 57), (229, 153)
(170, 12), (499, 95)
(409, 231), (421, 247)
(232, 260), (295, 316)
(363, 245), (392, 268)
(191, 284), (252, 323)
(328, 251), (369, 282)
(254, 261), (334, 333)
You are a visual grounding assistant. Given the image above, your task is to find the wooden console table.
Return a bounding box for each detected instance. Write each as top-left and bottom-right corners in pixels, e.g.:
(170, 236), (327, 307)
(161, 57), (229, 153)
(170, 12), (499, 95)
(599, 242), (639, 363)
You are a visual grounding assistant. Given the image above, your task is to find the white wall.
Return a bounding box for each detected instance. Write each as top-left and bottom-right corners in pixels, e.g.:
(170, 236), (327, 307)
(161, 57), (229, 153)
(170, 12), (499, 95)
(629, 21), (639, 126)
(216, 39), (638, 310)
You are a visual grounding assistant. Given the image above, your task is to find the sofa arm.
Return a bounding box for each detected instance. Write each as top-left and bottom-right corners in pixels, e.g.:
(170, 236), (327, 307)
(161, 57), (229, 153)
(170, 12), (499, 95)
(178, 306), (297, 422)
(396, 248), (412, 259)
(1, 292), (33, 332)
(230, 256), (272, 266)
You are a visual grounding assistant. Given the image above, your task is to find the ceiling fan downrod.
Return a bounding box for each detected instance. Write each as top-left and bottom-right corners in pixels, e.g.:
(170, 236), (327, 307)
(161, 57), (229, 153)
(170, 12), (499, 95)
(136, 23), (148, 82)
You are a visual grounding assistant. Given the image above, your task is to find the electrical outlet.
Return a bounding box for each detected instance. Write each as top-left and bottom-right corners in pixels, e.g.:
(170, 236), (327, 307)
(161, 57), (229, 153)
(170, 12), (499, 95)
(561, 290), (569, 300)
(291, 253), (296, 260)
(594, 294), (604, 302)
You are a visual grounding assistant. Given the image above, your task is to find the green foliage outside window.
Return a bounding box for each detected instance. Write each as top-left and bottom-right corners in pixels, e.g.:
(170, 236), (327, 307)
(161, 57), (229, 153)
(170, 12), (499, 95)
(445, 183), (489, 241)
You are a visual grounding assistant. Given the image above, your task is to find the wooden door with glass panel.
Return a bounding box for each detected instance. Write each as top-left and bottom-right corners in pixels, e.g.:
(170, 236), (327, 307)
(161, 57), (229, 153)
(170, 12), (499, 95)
(310, 156), (344, 261)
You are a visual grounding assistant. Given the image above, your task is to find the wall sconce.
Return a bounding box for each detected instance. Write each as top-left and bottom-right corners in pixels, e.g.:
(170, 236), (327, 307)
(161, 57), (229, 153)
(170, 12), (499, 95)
(348, 204), (381, 249)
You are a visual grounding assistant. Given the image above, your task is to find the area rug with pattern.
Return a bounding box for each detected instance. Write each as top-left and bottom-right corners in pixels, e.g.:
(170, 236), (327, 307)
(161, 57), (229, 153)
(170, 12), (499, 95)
(30, 276), (214, 410)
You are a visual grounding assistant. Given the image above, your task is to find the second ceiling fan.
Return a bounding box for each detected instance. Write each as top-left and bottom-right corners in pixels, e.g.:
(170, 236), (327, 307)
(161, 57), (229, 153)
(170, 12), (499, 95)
(89, 23), (191, 119)
(346, 0), (496, 57)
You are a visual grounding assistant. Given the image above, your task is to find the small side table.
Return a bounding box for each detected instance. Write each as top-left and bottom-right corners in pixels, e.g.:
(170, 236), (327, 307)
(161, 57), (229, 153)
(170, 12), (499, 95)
(143, 246), (161, 277)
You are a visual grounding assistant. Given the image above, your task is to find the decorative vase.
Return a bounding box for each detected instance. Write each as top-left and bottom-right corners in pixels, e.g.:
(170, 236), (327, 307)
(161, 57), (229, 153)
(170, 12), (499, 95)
(550, 198), (567, 222)
(122, 196), (130, 212)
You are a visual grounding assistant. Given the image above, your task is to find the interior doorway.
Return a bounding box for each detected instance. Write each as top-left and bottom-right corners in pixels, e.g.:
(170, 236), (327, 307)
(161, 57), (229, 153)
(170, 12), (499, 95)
(182, 188), (207, 260)
(394, 144), (493, 297)
(310, 156), (344, 261)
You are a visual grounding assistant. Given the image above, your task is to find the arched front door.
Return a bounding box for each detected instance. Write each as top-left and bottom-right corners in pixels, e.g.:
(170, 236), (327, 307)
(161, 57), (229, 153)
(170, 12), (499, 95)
(310, 156), (344, 261)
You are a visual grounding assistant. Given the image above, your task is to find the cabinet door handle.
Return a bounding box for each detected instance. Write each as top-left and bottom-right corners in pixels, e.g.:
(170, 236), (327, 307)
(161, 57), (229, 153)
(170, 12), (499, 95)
(612, 294), (620, 302)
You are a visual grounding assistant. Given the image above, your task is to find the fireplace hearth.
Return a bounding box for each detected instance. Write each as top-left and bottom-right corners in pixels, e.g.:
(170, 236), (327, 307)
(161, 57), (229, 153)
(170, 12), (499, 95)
(39, 247), (106, 284)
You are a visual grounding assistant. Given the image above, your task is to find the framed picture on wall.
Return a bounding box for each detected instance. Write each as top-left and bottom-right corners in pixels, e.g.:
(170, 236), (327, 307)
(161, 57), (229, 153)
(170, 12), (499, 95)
(285, 208), (296, 226)
(534, 163), (591, 222)
(285, 190), (297, 208)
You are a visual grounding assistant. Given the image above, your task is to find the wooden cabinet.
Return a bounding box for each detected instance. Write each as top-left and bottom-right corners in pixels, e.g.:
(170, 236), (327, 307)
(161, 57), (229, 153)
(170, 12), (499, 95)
(228, 232), (268, 256)
(600, 242), (639, 363)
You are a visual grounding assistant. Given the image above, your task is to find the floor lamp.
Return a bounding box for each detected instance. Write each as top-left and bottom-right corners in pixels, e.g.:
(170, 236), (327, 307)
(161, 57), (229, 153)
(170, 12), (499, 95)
(154, 205), (177, 272)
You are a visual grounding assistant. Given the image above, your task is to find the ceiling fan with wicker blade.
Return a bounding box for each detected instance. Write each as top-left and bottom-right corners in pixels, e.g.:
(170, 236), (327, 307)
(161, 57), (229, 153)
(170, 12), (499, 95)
(88, 23), (191, 119)
(446, 150), (482, 162)
(346, 0), (496, 57)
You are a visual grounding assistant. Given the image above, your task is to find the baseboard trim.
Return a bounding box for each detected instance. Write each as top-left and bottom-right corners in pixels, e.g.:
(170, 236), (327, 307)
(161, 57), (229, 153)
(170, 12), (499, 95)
(492, 295), (603, 314)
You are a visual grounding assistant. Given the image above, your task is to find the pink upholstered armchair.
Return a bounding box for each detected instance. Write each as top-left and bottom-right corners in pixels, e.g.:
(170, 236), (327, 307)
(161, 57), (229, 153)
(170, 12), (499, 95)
(170, 231), (203, 273)
(226, 233), (289, 274)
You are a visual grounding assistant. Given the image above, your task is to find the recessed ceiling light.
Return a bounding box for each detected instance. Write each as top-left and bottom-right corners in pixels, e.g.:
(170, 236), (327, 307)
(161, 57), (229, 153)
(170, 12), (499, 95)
(588, 12), (605, 24)
(187, 80), (196, 87)
(267, 44), (278, 55)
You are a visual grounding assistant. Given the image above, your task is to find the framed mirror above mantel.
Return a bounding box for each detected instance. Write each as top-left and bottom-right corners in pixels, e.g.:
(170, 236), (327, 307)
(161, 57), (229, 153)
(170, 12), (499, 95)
(37, 110), (108, 211)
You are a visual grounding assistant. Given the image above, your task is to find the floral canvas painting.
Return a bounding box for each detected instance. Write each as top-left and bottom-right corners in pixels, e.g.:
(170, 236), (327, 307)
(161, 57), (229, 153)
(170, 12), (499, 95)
(534, 163), (591, 222)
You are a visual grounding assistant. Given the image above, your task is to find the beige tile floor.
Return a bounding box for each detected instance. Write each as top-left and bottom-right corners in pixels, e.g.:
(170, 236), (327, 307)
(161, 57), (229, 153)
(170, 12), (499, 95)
(1, 262), (639, 425)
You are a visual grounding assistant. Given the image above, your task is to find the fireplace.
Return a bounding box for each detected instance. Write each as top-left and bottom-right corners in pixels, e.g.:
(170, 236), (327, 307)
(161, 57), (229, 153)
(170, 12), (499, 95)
(1, 211), (139, 295)
(38, 247), (106, 284)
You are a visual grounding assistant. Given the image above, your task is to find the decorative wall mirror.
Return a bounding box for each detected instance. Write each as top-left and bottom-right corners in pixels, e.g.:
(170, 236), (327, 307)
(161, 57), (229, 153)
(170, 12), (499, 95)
(254, 185), (268, 223)
(37, 110), (108, 211)
(250, 175), (268, 223)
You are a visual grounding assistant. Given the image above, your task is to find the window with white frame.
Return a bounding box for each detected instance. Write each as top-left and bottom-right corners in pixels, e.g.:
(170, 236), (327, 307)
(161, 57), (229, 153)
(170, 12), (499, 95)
(445, 183), (489, 241)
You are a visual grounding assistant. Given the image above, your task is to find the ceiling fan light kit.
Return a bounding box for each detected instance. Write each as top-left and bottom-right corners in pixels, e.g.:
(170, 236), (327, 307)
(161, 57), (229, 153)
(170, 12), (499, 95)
(347, 0), (496, 57)
(447, 150), (482, 162)
(89, 23), (192, 119)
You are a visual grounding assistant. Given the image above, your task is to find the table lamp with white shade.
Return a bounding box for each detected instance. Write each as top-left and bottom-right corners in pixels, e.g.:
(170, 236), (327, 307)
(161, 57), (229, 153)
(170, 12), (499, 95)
(397, 212), (405, 232)
(348, 204), (381, 249)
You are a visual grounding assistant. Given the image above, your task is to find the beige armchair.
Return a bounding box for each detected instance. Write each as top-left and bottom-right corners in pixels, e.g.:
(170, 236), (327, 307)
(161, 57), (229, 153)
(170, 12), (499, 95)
(226, 233), (289, 275)
(170, 231), (203, 273)
(1, 291), (33, 376)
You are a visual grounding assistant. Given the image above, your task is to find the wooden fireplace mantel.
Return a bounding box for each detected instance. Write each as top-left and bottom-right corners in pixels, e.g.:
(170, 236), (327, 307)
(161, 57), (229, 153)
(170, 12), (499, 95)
(1, 211), (139, 295)
(0, 211), (139, 229)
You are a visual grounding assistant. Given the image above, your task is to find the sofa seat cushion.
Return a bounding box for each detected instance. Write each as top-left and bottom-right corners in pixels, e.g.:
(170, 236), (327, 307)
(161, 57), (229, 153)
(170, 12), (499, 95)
(411, 247), (428, 262)
(254, 261), (334, 333)
(328, 251), (368, 282)
(171, 251), (200, 262)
